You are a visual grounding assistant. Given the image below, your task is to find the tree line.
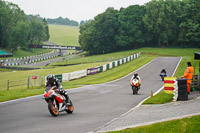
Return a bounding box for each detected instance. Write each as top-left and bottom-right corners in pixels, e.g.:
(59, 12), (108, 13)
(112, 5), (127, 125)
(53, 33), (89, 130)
(47, 17), (79, 26)
(79, 0), (200, 55)
(0, 0), (49, 52)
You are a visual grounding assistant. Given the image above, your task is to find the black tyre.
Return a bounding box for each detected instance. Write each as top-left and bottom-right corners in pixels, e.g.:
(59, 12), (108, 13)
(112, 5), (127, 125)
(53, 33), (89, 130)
(178, 90), (188, 95)
(48, 100), (59, 117)
(177, 79), (187, 85)
(177, 95), (188, 101)
(178, 85), (187, 90)
(66, 99), (74, 114)
(132, 86), (137, 95)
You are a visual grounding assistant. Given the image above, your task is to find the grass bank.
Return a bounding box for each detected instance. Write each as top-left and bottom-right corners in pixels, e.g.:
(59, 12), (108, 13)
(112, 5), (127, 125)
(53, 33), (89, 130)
(48, 24), (79, 46)
(107, 115), (200, 133)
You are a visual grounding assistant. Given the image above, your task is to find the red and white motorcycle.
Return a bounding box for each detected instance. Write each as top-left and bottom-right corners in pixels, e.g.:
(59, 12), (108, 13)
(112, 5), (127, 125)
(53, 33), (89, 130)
(130, 78), (140, 95)
(43, 86), (74, 116)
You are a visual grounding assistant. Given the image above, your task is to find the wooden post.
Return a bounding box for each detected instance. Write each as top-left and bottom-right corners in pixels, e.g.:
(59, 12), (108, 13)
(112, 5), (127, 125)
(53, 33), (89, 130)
(27, 77), (29, 89)
(7, 80), (9, 91)
(151, 90), (153, 97)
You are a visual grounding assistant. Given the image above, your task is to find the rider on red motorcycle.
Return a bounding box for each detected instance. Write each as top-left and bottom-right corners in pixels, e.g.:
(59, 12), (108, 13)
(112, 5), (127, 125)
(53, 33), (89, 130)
(45, 74), (70, 104)
(131, 72), (141, 89)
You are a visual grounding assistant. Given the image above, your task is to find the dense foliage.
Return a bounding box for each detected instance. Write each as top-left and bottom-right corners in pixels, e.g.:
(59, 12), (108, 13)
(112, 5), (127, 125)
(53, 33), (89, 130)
(0, 0), (49, 52)
(47, 17), (79, 26)
(79, 0), (200, 55)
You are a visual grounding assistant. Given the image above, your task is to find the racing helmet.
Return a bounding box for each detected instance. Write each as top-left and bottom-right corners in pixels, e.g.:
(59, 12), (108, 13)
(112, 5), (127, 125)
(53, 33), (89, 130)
(134, 72), (138, 77)
(46, 74), (55, 83)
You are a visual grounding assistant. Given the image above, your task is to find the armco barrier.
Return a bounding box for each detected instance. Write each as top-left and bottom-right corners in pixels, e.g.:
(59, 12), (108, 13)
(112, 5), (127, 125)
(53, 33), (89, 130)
(62, 70), (87, 82)
(87, 68), (99, 75)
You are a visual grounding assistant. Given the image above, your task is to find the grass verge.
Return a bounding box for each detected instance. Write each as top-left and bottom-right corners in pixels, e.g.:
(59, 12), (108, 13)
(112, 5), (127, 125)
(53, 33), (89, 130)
(142, 90), (174, 104)
(107, 115), (200, 133)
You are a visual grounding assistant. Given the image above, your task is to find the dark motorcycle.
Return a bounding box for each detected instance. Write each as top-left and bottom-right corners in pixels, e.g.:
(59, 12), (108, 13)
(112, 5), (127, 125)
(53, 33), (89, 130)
(160, 72), (167, 81)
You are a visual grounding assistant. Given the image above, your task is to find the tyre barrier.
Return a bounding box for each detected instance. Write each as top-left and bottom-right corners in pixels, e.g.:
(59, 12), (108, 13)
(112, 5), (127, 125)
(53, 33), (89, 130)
(164, 77), (188, 101)
(177, 78), (188, 101)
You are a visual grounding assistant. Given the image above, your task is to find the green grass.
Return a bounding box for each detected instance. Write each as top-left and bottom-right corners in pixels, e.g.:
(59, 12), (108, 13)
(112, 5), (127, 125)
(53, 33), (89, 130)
(49, 50), (140, 66)
(107, 115), (200, 133)
(49, 24), (80, 46)
(143, 91), (174, 104)
(13, 48), (51, 57)
(0, 48), (51, 59)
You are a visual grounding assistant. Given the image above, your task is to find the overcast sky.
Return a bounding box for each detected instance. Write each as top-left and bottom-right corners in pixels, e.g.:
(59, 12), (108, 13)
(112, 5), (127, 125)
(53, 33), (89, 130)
(5, 0), (151, 22)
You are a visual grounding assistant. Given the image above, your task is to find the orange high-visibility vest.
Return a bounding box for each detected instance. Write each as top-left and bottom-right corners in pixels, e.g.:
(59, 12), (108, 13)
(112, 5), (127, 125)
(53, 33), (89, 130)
(183, 66), (194, 83)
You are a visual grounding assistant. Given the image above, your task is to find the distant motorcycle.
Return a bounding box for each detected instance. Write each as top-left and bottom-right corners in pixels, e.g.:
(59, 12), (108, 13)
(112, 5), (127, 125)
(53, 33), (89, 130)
(160, 72), (167, 81)
(130, 78), (140, 94)
(43, 86), (74, 117)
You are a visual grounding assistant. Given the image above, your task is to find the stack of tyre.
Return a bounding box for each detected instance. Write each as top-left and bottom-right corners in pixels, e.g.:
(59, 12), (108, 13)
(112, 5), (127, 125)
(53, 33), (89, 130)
(177, 78), (188, 100)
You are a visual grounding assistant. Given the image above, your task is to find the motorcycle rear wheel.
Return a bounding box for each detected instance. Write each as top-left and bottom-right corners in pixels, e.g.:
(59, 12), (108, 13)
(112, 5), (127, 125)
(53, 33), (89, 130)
(66, 99), (74, 114)
(48, 100), (59, 117)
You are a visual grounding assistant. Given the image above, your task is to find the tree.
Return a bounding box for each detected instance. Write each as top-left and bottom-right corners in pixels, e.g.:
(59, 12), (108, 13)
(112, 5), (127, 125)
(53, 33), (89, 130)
(0, 0), (10, 49)
(79, 7), (119, 55)
(28, 17), (46, 44)
(116, 5), (147, 49)
(79, 21), (96, 54)
(178, 0), (200, 47)
(10, 21), (29, 51)
(143, 0), (181, 47)
(47, 17), (79, 26)
(43, 18), (50, 41)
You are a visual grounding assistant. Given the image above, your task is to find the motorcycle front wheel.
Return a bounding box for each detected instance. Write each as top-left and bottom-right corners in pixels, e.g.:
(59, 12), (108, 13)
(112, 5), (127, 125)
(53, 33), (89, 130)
(48, 100), (59, 117)
(132, 86), (138, 95)
(66, 99), (74, 114)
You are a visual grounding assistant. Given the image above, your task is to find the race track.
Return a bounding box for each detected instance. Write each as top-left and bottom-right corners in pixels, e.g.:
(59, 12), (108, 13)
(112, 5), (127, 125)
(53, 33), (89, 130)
(0, 57), (181, 133)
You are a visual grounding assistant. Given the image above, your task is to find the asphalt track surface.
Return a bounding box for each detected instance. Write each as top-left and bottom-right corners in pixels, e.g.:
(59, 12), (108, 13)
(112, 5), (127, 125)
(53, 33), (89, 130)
(0, 57), (181, 133)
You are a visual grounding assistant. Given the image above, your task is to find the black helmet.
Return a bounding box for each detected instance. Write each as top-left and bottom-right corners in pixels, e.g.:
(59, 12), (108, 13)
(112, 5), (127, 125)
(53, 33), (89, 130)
(134, 72), (138, 76)
(46, 74), (55, 83)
